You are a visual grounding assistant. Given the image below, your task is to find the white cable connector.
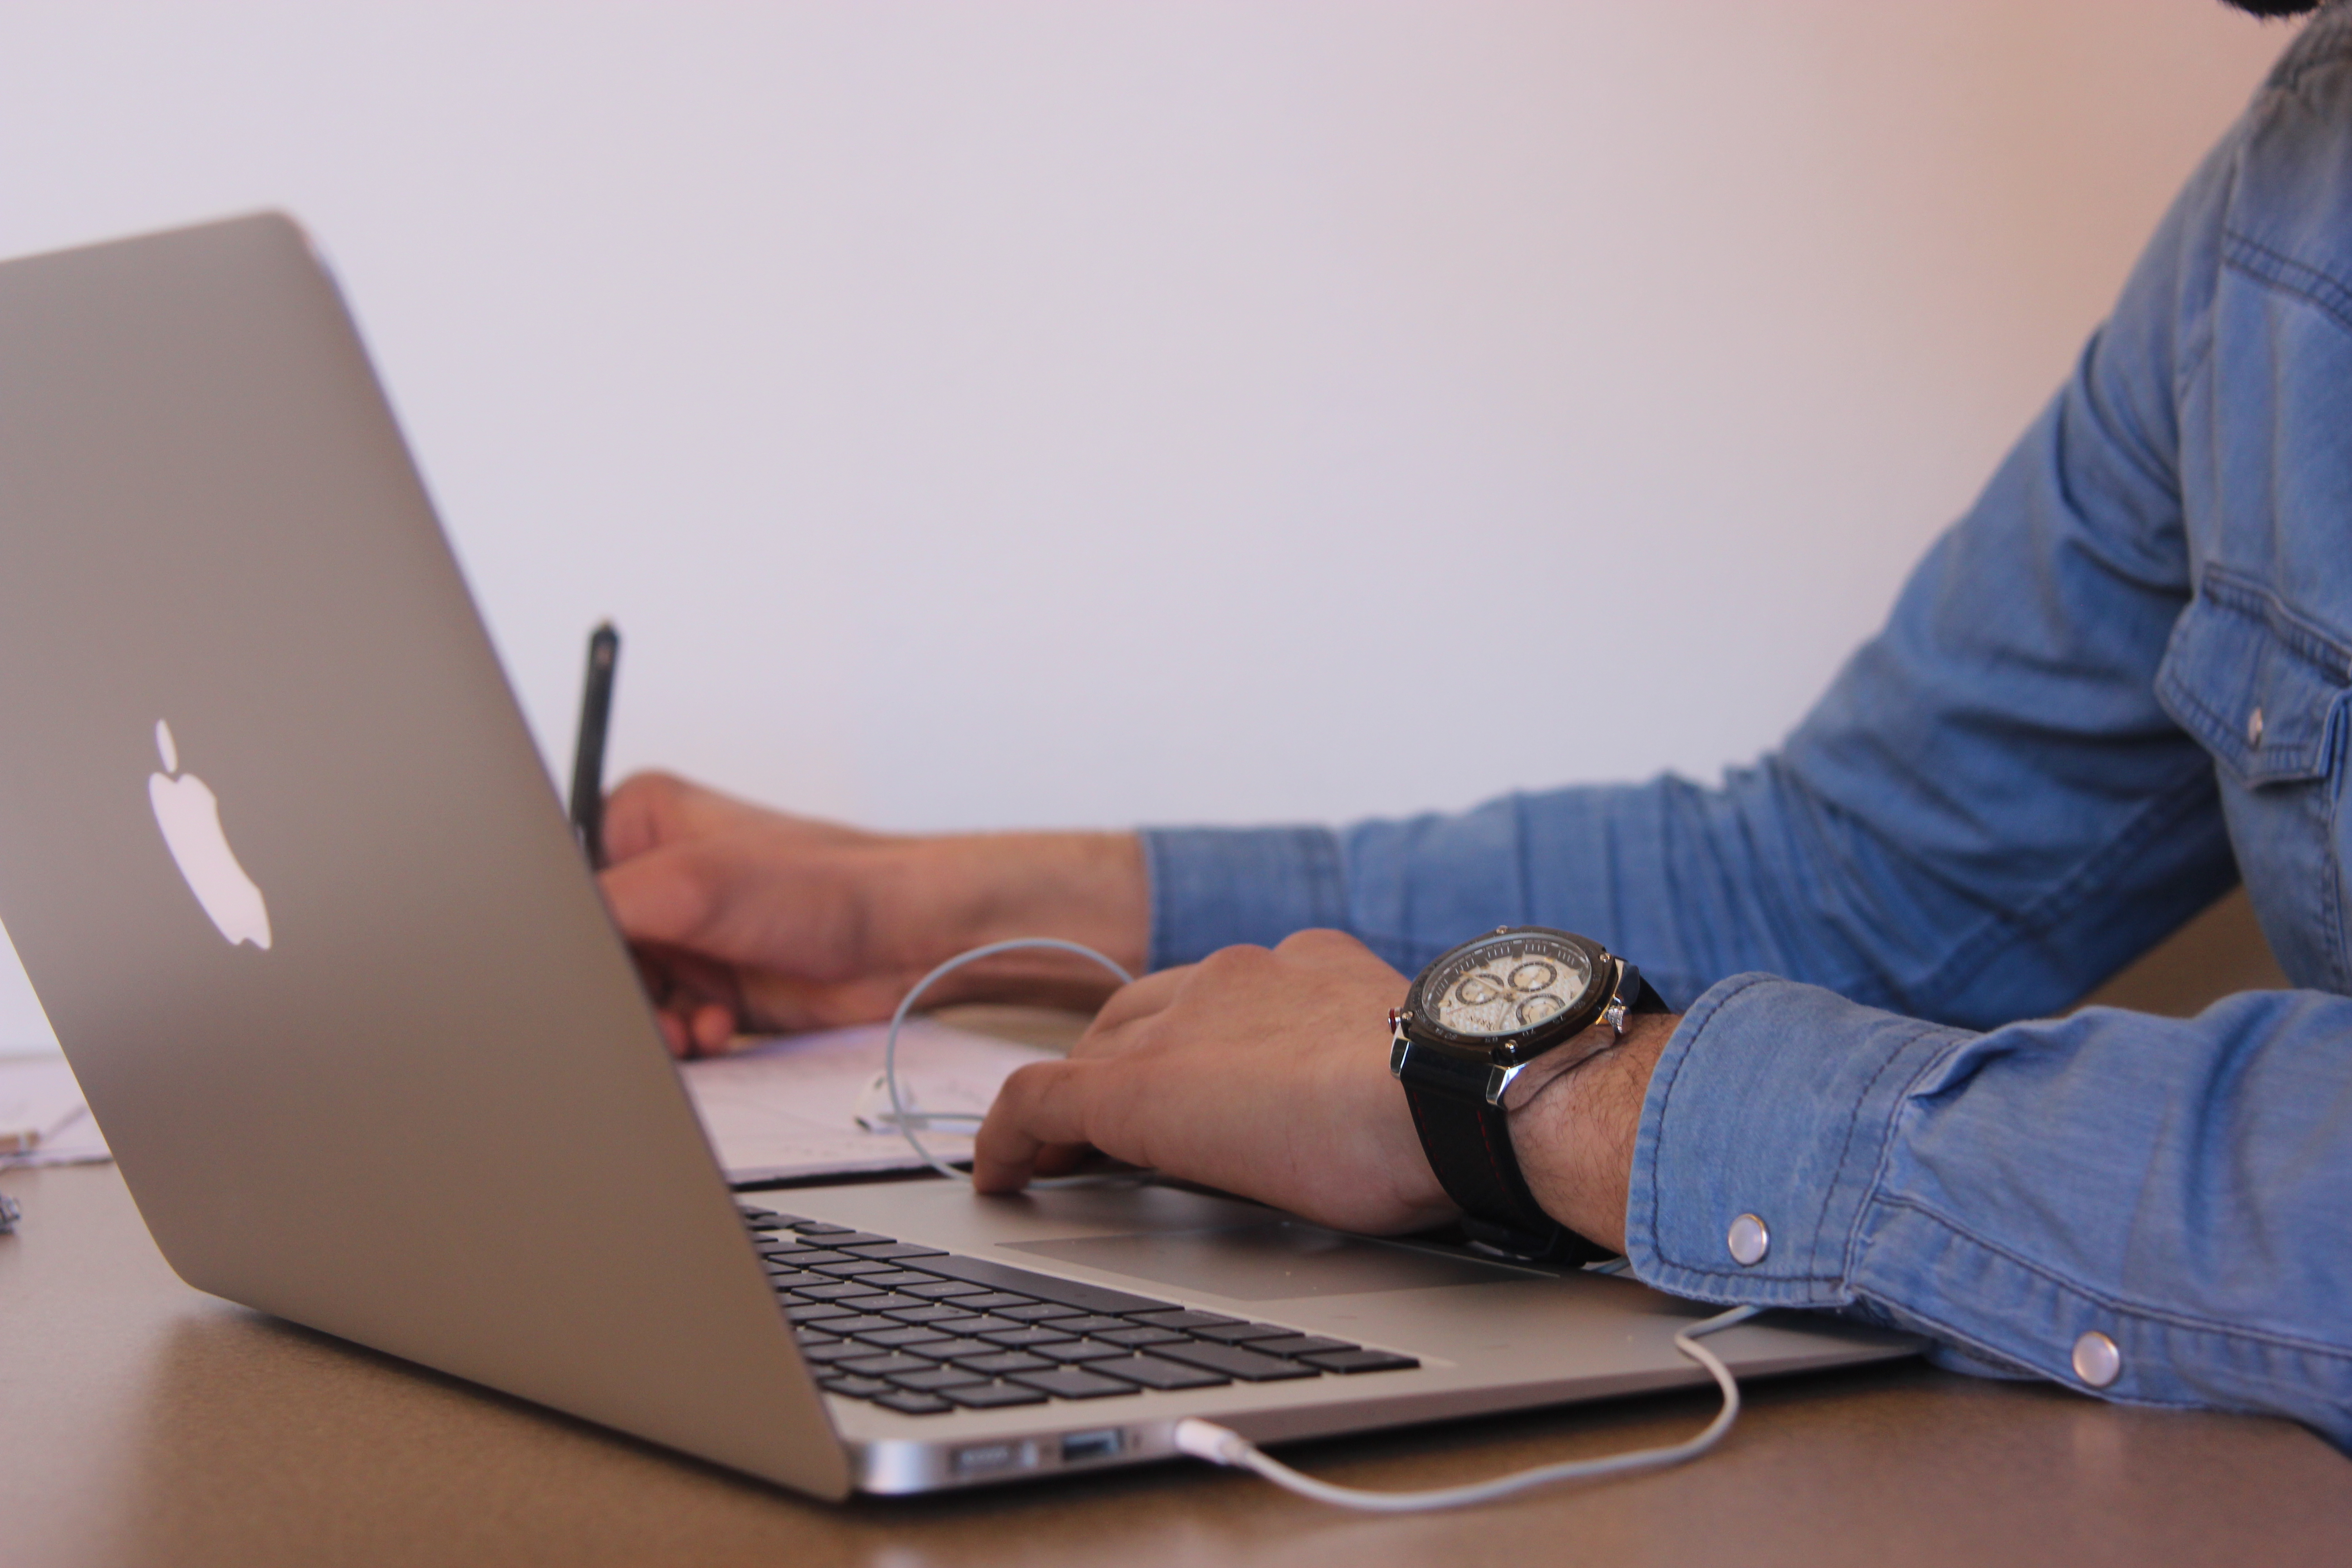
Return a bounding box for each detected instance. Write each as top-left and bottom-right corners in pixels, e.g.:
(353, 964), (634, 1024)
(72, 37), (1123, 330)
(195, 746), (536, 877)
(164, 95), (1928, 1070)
(1172, 1304), (1762, 1512)
(883, 937), (1137, 1186)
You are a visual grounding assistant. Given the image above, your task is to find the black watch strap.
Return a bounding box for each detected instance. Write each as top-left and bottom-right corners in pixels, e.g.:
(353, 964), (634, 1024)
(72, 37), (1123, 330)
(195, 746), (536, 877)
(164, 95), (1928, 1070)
(1396, 972), (1666, 1264)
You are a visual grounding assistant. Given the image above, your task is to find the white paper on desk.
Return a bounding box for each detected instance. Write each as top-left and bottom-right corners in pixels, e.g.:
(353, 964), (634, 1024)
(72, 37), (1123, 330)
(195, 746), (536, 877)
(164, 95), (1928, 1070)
(679, 1019), (1057, 1184)
(0, 1052), (113, 1167)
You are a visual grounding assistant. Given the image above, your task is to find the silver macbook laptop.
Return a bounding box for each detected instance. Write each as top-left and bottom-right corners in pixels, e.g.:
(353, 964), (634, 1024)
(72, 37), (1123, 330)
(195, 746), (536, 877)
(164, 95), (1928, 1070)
(0, 213), (1912, 1499)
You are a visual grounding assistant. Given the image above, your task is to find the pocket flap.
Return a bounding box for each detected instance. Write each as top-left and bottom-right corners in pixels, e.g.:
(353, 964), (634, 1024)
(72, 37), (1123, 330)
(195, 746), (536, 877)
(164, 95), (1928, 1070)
(2156, 573), (2352, 786)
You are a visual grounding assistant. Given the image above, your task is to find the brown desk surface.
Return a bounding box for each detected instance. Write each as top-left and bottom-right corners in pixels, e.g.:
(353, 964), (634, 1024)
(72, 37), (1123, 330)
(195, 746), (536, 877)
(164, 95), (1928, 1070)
(4, 1162), (2348, 1568)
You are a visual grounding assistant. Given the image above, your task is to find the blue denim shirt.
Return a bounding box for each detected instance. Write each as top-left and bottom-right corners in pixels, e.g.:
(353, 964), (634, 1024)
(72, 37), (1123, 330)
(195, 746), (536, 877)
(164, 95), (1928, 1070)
(1142, 13), (2352, 1446)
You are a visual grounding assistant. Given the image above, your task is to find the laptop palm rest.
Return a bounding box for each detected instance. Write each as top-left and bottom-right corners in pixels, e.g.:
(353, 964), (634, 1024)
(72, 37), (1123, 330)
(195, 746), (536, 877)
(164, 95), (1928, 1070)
(1008, 1223), (1549, 1301)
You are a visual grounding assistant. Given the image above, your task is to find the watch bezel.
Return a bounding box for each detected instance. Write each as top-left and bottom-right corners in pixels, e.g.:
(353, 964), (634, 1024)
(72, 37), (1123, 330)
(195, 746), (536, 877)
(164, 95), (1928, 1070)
(1400, 926), (1616, 1063)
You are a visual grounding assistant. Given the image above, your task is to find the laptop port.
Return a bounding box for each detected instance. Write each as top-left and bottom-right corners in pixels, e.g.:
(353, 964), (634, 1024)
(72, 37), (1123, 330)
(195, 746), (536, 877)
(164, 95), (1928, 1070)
(952, 1441), (1034, 1477)
(1060, 1429), (1123, 1465)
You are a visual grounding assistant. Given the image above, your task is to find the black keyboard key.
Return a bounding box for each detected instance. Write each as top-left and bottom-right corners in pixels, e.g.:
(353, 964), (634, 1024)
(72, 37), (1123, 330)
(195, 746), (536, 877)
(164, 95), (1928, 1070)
(764, 1269), (829, 1289)
(977, 1327), (1079, 1349)
(1127, 1310), (1240, 1331)
(1047, 1315), (1130, 1335)
(837, 1352), (941, 1377)
(941, 1382), (1050, 1410)
(809, 1259), (904, 1278)
(1009, 1368), (1145, 1401)
(942, 1292), (1033, 1312)
(790, 1225), (893, 1245)
(889, 1366), (989, 1392)
(897, 1337), (997, 1361)
(898, 1280), (991, 1301)
(954, 1351), (1056, 1376)
(1249, 1335), (1361, 1358)
(1154, 1342), (1318, 1382)
(873, 1391), (954, 1415)
(853, 1270), (947, 1290)
(1302, 1348), (1421, 1374)
(909, 1256), (1176, 1316)
(769, 1249), (858, 1267)
(1088, 1355), (1231, 1391)
(830, 1294), (926, 1314)
(1190, 1321), (1296, 1343)
(1096, 1326), (1185, 1348)
(803, 1314), (895, 1336)
(799, 1340), (872, 1365)
(995, 1303), (1084, 1323)
(837, 1243), (948, 1261)
(789, 1281), (879, 1302)
(784, 1302), (858, 1324)
(820, 1375), (894, 1397)
(1034, 1340), (1135, 1364)
(881, 1303), (972, 1325)
(924, 1314), (1025, 1336)
(860, 1325), (962, 1348)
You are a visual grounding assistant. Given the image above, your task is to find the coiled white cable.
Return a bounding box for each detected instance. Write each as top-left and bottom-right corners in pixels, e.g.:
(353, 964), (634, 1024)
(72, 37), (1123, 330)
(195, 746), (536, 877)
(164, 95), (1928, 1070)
(1172, 1304), (1761, 1511)
(882, 936), (1137, 1186)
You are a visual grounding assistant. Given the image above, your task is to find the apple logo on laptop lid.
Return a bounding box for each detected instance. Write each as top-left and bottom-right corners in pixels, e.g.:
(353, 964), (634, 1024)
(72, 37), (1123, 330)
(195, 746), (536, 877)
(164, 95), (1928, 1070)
(147, 719), (272, 950)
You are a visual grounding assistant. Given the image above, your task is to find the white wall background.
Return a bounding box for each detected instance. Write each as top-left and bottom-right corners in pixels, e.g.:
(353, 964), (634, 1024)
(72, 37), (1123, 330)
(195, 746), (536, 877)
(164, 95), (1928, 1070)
(0, 2), (2297, 1052)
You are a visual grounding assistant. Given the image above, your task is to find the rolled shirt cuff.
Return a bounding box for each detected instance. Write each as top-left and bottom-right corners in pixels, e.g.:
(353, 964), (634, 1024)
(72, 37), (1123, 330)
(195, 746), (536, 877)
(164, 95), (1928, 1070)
(1624, 972), (1965, 1308)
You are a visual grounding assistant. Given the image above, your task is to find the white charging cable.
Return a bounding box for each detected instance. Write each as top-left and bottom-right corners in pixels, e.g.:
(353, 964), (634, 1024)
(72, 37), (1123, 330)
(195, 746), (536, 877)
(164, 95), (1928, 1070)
(1173, 1304), (1760, 1511)
(882, 936), (1136, 1186)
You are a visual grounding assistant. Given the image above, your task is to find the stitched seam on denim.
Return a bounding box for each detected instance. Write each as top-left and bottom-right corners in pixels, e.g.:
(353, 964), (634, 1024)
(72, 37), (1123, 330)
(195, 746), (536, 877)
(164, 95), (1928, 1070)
(1836, 1025), (1975, 1285)
(1805, 1018), (1945, 1284)
(1872, 1192), (2352, 1365)
(2324, 718), (2351, 990)
(2196, 565), (2352, 681)
(2222, 231), (2352, 342)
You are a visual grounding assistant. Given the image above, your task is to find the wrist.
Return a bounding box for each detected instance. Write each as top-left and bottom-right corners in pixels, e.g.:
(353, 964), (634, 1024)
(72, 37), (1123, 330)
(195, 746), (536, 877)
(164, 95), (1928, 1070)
(893, 832), (1149, 1006)
(1508, 1011), (1676, 1254)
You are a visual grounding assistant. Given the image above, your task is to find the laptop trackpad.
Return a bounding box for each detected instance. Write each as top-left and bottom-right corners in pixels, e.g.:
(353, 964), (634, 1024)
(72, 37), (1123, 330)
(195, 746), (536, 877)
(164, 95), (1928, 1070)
(1006, 1222), (1546, 1302)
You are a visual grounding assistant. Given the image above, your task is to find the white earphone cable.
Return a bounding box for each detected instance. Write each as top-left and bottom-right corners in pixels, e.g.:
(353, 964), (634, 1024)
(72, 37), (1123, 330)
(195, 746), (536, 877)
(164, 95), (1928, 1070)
(882, 936), (1137, 1186)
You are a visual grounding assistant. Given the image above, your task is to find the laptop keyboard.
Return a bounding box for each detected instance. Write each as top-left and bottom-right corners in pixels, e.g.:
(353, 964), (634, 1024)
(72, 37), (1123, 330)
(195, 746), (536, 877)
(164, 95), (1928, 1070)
(739, 1203), (1420, 1416)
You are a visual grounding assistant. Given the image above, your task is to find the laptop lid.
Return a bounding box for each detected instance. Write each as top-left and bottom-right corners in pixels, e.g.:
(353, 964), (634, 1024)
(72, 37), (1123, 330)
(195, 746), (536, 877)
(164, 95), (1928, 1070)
(0, 213), (848, 1497)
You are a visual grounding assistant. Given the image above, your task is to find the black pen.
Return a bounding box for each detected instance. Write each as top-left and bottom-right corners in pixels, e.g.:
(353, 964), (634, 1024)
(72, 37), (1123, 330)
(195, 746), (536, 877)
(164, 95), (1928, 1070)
(568, 621), (620, 869)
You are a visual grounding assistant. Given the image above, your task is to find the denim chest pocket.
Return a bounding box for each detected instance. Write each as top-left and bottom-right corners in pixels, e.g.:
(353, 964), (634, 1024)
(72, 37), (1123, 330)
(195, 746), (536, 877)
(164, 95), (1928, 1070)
(2154, 570), (2352, 989)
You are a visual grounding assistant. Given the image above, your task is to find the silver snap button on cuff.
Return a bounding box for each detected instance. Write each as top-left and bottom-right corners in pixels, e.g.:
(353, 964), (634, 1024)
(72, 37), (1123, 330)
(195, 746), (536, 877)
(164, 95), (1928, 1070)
(1726, 1212), (1769, 1266)
(2072, 1330), (2121, 1388)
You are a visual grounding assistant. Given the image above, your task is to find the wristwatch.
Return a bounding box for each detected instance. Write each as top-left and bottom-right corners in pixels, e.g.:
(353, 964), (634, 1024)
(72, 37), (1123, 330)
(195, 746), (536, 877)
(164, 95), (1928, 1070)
(1389, 925), (1665, 1263)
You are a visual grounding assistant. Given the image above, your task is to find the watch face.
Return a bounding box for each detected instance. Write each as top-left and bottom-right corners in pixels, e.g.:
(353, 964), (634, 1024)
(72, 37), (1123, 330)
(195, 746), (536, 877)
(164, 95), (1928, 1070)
(1422, 931), (1597, 1040)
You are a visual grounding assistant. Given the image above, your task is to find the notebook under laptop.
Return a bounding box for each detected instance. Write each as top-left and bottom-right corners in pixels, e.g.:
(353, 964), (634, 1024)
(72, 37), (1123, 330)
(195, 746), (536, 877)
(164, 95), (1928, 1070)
(0, 213), (1912, 1498)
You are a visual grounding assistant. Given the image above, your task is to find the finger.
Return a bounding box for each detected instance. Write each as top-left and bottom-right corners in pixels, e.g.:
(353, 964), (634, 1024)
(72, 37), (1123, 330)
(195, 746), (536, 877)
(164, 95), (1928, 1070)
(1078, 964), (1194, 1046)
(971, 1058), (1096, 1192)
(600, 771), (714, 865)
(1031, 1142), (1094, 1177)
(690, 1001), (737, 1056)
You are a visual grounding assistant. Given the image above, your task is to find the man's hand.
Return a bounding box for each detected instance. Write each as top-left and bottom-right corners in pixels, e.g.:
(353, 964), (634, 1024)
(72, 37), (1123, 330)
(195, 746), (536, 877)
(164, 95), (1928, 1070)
(975, 925), (1678, 1250)
(595, 771), (1147, 1055)
(971, 930), (1458, 1234)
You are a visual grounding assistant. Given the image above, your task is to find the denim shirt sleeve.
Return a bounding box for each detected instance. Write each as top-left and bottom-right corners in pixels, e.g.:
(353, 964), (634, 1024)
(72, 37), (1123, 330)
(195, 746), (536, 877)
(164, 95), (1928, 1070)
(1632, 976), (2352, 1448)
(1142, 15), (2352, 1446)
